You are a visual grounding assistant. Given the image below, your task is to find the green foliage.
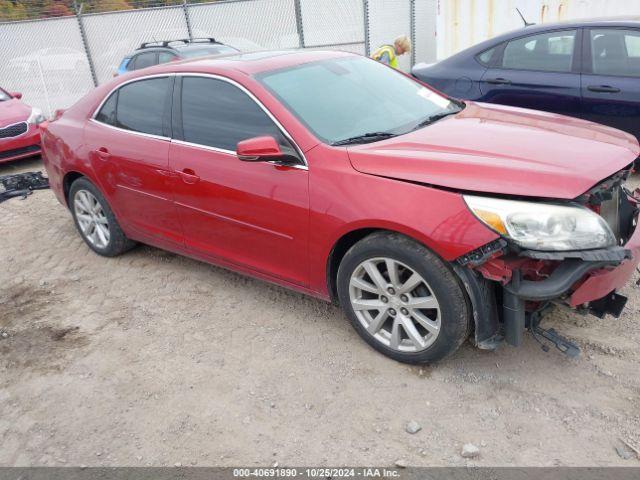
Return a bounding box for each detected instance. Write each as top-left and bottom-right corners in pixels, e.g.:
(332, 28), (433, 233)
(0, 0), (215, 21)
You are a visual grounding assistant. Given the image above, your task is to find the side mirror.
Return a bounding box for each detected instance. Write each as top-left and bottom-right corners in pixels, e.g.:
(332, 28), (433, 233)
(10, 92), (22, 99)
(236, 136), (290, 163)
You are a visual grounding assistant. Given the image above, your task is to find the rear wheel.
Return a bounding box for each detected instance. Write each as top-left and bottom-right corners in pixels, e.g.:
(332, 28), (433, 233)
(337, 232), (470, 364)
(69, 177), (136, 257)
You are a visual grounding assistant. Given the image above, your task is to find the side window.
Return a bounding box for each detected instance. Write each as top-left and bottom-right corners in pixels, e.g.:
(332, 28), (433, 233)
(502, 30), (577, 72)
(180, 76), (290, 152)
(95, 91), (117, 126)
(131, 52), (157, 70)
(115, 77), (169, 136)
(158, 51), (177, 64)
(591, 29), (640, 77)
(476, 46), (497, 66)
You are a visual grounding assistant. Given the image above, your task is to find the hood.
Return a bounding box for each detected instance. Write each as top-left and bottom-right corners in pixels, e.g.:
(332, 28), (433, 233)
(348, 102), (640, 199)
(0, 99), (31, 126)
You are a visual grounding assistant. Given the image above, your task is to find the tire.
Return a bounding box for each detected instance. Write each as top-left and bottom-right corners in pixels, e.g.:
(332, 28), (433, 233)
(337, 231), (470, 364)
(69, 177), (136, 257)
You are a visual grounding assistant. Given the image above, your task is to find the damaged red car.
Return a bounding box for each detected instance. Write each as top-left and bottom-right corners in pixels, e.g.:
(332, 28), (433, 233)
(41, 51), (640, 364)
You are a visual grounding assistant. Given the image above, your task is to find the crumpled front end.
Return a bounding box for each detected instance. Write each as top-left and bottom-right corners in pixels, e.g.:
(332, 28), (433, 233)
(456, 167), (640, 355)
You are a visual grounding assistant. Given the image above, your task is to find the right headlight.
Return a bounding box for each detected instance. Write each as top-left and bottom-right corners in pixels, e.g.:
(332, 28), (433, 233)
(463, 195), (616, 251)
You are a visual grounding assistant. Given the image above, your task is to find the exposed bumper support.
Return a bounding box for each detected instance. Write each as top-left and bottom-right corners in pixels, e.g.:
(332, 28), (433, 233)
(503, 259), (615, 301)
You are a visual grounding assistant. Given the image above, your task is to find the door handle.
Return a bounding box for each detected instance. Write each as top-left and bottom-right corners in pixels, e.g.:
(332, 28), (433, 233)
(179, 168), (200, 184)
(587, 85), (621, 93)
(485, 77), (512, 85)
(95, 147), (111, 160)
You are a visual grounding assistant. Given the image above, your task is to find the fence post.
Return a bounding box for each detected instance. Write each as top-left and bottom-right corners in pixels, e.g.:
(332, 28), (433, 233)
(409, 0), (416, 67)
(183, 0), (194, 41)
(363, 0), (370, 56)
(74, 2), (98, 87)
(293, 0), (305, 48)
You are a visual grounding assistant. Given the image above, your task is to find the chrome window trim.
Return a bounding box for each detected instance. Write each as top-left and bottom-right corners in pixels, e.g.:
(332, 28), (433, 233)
(88, 118), (170, 142)
(89, 71), (308, 169)
(0, 120), (29, 139)
(171, 138), (235, 155)
(176, 72), (308, 169)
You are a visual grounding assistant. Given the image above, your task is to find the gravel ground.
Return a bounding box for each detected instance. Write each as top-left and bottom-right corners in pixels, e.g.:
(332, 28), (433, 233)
(1, 157), (640, 467)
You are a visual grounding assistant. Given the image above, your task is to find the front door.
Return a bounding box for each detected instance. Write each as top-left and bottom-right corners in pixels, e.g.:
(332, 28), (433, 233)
(480, 29), (582, 117)
(169, 75), (309, 286)
(581, 27), (640, 141)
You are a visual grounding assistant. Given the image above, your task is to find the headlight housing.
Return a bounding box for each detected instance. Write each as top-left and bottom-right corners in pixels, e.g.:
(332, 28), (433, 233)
(464, 195), (616, 251)
(27, 107), (46, 125)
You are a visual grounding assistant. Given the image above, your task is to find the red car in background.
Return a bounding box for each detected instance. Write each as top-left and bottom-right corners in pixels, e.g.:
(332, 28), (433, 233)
(0, 87), (47, 163)
(41, 51), (640, 364)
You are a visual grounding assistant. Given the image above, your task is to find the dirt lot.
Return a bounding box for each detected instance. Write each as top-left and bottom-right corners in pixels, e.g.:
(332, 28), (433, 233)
(1, 156), (640, 467)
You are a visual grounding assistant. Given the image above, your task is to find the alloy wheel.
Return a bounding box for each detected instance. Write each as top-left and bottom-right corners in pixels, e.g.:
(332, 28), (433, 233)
(74, 189), (110, 249)
(348, 257), (441, 352)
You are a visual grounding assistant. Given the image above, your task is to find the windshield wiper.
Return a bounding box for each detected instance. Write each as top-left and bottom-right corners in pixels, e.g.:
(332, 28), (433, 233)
(331, 131), (396, 146)
(411, 108), (462, 131)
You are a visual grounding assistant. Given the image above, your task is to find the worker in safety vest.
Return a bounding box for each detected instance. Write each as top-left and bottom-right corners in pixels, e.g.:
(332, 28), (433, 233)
(371, 35), (411, 69)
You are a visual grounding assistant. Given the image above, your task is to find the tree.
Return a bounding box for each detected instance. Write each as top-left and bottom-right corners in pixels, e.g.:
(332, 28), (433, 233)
(0, 0), (28, 20)
(42, 1), (73, 17)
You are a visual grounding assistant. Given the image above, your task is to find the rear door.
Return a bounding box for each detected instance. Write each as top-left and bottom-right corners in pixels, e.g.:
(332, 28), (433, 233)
(85, 75), (183, 247)
(479, 29), (582, 117)
(581, 27), (640, 141)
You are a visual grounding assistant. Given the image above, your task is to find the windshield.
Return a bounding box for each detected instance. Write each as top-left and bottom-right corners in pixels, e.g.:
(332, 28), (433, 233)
(178, 45), (238, 58)
(0, 89), (9, 102)
(257, 56), (460, 145)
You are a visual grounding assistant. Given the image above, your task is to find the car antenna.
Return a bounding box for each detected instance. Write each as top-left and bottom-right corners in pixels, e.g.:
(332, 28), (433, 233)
(516, 8), (535, 27)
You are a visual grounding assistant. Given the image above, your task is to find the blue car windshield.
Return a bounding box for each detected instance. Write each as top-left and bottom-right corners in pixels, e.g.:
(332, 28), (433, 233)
(257, 56), (458, 145)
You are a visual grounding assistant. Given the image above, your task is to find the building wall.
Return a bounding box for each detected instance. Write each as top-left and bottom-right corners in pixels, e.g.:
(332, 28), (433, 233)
(435, 0), (640, 61)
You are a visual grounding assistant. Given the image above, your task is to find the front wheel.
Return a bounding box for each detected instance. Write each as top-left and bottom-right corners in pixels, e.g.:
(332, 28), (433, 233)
(337, 232), (471, 364)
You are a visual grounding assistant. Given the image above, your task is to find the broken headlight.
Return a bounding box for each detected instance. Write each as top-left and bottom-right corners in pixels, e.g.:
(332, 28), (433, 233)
(464, 195), (616, 251)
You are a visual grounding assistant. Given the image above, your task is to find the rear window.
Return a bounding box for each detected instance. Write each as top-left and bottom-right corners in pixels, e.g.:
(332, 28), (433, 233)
(502, 29), (577, 72)
(95, 77), (170, 137)
(476, 46), (497, 66)
(95, 91), (117, 125)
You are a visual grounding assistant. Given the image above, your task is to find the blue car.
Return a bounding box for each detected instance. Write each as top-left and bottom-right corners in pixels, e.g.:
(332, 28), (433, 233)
(116, 38), (239, 76)
(412, 18), (640, 141)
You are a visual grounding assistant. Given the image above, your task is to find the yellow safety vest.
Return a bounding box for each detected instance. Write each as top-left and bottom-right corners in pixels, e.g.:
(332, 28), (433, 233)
(371, 45), (398, 69)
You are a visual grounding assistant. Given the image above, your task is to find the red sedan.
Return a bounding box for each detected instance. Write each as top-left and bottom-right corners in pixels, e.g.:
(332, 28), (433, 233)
(0, 87), (46, 163)
(41, 50), (640, 364)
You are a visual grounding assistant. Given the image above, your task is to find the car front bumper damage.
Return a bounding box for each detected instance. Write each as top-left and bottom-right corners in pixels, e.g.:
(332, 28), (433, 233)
(456, 182), (640, 356)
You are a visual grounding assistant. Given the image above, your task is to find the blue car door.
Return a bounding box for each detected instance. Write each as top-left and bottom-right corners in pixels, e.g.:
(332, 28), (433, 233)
(479, 28), (582, 117)
(581, 27), (640, 142)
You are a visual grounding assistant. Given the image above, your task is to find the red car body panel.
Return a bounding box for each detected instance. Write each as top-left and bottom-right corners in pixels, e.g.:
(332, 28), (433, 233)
(569, 225), (640, 307)
(0, 92), (43, 163)
(40, 51), (640, 309)
(349, 102), (640, 199)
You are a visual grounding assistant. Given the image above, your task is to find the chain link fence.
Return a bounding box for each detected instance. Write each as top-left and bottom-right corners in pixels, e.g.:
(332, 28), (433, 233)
(0, 0), (437, 117)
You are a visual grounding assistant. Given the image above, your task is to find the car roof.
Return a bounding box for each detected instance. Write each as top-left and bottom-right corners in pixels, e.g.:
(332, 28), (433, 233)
(446, 16), (640, 59)
(173, 43), (237, 51)
(140, 49), (355, 76)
